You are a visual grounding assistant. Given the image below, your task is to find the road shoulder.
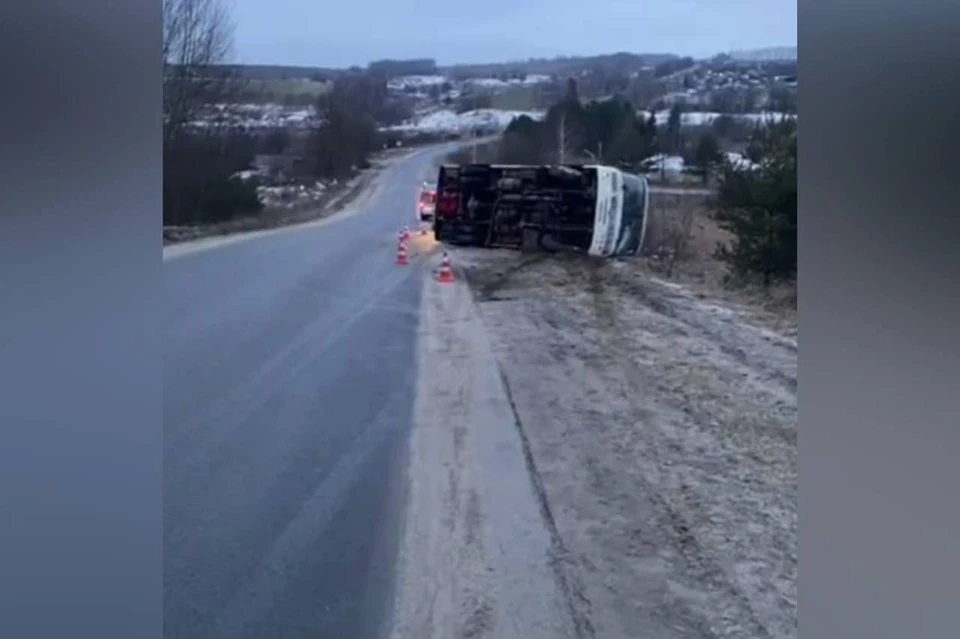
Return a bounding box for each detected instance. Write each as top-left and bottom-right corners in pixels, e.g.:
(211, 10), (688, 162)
(389, 257), (578, 639)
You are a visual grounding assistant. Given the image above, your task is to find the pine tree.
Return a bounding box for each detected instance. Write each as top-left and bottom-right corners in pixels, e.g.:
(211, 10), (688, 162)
(564, 77), (580, 104)
(693, 133), (722, 183)
(713, 122), (797, 287)
(666, 103), (683, 154)
(646, 111), (658, 154)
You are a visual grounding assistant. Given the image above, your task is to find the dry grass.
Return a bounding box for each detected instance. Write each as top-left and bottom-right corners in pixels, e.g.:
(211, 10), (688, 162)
(643, 191), (797, 333)
(645, 192), (726, 278)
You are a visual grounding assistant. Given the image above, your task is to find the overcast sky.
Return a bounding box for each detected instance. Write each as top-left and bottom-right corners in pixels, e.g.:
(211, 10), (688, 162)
(230, 0), (796, 67)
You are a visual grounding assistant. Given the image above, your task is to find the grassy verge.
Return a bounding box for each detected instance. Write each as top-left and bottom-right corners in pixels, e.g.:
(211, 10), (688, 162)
(643, 190), (797, 332)
(162, 150), (406, 246)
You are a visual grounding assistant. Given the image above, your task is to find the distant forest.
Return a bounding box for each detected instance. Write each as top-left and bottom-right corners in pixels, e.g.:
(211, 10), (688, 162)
(223, 52), (688, 83)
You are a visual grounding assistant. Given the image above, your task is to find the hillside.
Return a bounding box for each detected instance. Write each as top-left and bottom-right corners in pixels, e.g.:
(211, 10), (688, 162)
(223, 64), (340, 81)
(191, 46), (797, 134)
(438, 51), (680, 78)
(225, 52), (685, 82)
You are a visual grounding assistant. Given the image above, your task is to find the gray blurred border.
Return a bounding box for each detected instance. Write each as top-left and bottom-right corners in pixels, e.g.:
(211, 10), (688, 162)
(1, 1), (959, 638)
(0, 2), (161, 637)
(802, 1), (959, 637)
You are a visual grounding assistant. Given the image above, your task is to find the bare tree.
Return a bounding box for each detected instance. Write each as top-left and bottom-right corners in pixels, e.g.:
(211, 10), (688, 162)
(163, 0), (236, 144)
(163, 0), (259, 228)
(646, 194), (697, 278)
(557, 111), (585, 164)
(662, 199), (696, 278)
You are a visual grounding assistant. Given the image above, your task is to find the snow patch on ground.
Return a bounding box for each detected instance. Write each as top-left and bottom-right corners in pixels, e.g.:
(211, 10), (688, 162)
(385, 108), (545, 133)
(643, 154), (687, 175)
(724, 151), (761, 171)
(256, 182), (329, 208)
(641, 151), (760, 176)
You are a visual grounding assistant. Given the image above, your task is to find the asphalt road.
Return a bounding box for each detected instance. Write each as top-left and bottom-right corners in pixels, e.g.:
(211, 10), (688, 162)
(163, 148), (445, 639)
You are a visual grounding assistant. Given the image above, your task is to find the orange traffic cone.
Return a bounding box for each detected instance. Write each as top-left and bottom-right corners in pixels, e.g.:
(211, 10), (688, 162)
(401, 226), (410, 242)
(437, 252), (454, 283)
(395, 242), (409, 266)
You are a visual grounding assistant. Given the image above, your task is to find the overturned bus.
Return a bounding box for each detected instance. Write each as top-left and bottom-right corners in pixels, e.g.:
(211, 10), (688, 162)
(432, 163), (650, 257)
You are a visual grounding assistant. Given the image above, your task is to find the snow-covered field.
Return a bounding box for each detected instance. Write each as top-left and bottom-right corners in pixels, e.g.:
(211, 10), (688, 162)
(643, 152), (760, 176)
(189, 103), (319, 130)
(184, 83), (793, 134)
(387, 73), (552, 91)
(188, 101), (545, 134)
(461, 74), (552, 88)
(638, 109), (796, 127)
(387, 74), (449, 90)
(385, 108), (545, 133)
